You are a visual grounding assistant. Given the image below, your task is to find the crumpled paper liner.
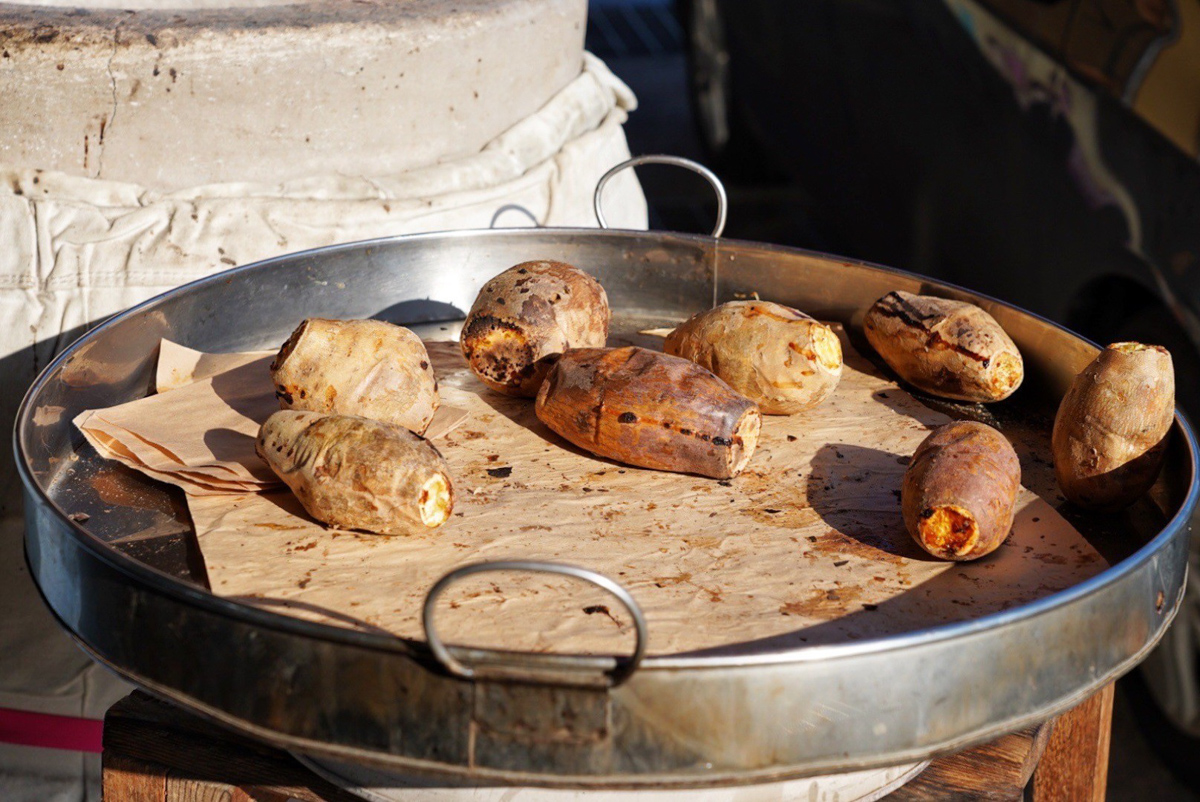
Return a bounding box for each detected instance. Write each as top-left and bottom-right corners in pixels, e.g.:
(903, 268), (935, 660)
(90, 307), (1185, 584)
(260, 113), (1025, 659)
(75, 340), (469, 497)
(113, 335), (1107, 658)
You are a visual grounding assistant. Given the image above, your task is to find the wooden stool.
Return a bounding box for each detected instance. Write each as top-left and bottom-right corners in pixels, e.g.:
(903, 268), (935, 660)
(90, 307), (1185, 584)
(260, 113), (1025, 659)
(102, 686), (1114, 801)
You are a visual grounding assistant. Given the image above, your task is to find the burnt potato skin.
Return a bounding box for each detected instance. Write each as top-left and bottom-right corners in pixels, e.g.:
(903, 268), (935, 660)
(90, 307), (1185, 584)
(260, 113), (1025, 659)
(535, 346), (761, 479)
(460, 260), (610, 397)
(271, 318), (438, 434)
(902, 421), (1021, 561)
(257, 411), (453, 535)
(1052, 342), (1175, 510)
(863, 291), (1024, 402)
(664, 300), (843, 414)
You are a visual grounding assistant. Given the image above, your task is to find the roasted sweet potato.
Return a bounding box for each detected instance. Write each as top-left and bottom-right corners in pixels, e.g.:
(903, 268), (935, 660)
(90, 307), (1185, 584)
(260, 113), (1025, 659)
(902, 421), (1021, 561)
(535, 346), (761, 478)
(257, 411), (453, 535)
(1052, 342), (1174, 510)
(664, 300), (843, 414)
(271, 318), (438, 434)
(864, 291), (1023, 402)
(460, 260), (610, 397)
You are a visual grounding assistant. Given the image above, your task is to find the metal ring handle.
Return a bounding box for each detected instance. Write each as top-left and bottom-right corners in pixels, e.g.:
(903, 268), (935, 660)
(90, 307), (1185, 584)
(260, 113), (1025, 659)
(422, 560), (649, 686)
(593, 154), (728, 238)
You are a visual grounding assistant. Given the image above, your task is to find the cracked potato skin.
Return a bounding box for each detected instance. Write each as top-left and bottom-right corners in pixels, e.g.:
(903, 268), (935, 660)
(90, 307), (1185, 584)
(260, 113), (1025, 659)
(902, 421), (1021, 561)
(664, 300), (843, 414)
(271, 318), (438, 435)
(864, 291), (1024, 403)
(1052, 342), (1175, 510)
(535, 346), (761, 479)
(460, 260), (610, 397)
(256, 411), (453, 535)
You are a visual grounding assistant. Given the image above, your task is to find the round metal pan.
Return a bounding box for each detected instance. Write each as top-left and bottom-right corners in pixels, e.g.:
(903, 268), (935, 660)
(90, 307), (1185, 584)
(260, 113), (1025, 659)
(16, 225), (1199, 788)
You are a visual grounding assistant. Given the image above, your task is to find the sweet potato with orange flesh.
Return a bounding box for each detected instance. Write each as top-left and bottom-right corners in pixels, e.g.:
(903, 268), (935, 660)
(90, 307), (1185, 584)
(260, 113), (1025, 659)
(257, 411), (453, 535)
(1052, 342), (1174, 510)
(461, 260), (610, 397)
(902, 421), (1021, 561)
(271, 319), (438, 434)
(864, 291), (1023, 402)
(535, 347), (761, 479)
(664, 300), (843, 414)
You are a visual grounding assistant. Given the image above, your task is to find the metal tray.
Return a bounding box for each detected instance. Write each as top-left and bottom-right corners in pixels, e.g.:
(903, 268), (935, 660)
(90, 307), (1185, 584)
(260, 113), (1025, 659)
(16, 208), (1199, 787)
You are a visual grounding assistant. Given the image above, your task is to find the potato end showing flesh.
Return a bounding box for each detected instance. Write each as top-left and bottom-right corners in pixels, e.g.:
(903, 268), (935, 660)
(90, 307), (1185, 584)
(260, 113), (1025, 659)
(810, 323), (844, 372)
(462, 317), (536, 392)
(917, 504), (980, 559)
(418, 472), (453, 528)
(728, 407), (762, 477)
(990, 351), (1023, 399)
(1109, 341), (1166, 355)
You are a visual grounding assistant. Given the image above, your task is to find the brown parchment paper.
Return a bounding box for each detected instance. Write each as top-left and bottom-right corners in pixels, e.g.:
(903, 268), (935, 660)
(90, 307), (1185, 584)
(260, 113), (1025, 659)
(180, 337), (1107, 658)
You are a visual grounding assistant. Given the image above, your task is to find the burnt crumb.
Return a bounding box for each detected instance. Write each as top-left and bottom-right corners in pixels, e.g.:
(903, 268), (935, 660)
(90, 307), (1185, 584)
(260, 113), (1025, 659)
(700, 433), (711, 442)
(517, 268), (528, 274)
(486, 454), (499, 462)
(786, 435), (797, 442)
(833, 560), (849, 567)
(496, 298), (505, 305)
(835, 450), (844, 459)
(764, 508), (781, 514)
(420, 360), (429, 370)
(712, 436), (731, 446)
(1032, 517), (1040, 523)
(583, 604), (609, 615)
(582, 487), (594, 492)
(275, 389), (294, 404)
(863, 603), (879, 611)
(486, 466), (512, 478)
(678, 428), (692, 436)
(617, 411), (638, 424)
(717, 479), (732, 487)
(896, 456), (911, 466)
(807, 536), (817, 543)
(68, 512), (90, 523)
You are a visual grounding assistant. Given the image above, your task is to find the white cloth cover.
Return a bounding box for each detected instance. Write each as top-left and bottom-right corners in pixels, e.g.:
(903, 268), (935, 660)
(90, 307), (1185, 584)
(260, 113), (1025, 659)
(0, 52), (646, 800)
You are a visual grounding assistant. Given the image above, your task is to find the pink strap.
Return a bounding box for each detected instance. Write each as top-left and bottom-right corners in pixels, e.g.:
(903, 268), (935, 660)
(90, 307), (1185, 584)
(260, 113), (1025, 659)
(0, 707), (104, 753)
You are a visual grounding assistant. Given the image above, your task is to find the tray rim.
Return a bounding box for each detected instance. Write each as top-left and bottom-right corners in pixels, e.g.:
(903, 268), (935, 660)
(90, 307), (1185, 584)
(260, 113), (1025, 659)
(16, 224), (1200, 672)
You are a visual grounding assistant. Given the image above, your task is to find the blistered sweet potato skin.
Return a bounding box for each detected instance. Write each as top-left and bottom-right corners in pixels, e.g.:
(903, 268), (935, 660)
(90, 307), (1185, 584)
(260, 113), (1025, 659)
(1052, 343), (1174, 510)
(664, 300), (843, 414)
(256, 411), (453, 535)
(863, 291), (1024, 402)
(271, 319), (438, 434)
(535, 347), (761, 479)
(460, 260), (611, 398)
(902, 421), (1021, 561)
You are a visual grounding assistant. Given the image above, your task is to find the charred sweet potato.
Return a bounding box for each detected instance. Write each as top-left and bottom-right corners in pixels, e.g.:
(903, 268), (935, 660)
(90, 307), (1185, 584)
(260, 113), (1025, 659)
(271, 318), (438, 434)
(902, 421), (1021, 561)
(257, 411), (453, 535)
(664, 300), (843, 414)
(460, 260), (610, 397)
(863, 291), (1024, 402)
(535, 346), (761, 478)
(1052, 342), (1175, 510)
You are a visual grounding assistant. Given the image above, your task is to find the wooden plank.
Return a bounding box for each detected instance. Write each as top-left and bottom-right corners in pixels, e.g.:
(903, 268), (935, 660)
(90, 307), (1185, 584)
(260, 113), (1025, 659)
(102, 752), (168, 802)
(886, 723), (1052, 801)
(1029, 683), (1116, 802)
(103, 692), (359, 802)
